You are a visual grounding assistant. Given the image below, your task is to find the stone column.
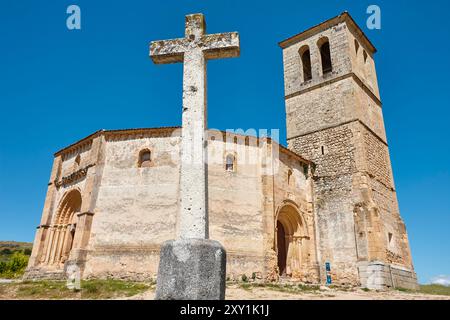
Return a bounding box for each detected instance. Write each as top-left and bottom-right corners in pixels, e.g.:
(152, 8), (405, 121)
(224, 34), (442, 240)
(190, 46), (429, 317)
(260, 138), (278, 281)
(43, 227), (56, 264)
(27, 156), (62, 268)
(50, 227), (61, 265)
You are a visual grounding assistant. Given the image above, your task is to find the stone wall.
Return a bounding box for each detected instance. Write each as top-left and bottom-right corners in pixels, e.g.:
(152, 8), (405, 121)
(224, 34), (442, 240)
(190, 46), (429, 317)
(73, 130), (316, 281)
(289, 122), (360, 284)
(358, 261), (419, 290)
(282, 13), (416, 288)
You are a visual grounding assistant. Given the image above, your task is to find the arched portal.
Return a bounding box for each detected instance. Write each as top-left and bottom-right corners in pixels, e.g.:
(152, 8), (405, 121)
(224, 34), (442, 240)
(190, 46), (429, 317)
(42, 189), (82, 267)
(275, 203), (308, 277)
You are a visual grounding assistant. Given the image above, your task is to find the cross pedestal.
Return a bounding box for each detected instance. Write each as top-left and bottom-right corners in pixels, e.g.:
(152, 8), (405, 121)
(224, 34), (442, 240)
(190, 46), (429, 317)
(149, 13), (240, 300)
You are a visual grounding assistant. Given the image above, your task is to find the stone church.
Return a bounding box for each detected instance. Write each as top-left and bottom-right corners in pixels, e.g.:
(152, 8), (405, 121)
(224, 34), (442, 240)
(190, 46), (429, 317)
(25, 12), (418, 290)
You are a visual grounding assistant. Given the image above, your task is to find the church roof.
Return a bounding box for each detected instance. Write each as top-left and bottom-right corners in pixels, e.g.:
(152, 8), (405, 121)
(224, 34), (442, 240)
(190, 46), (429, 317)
(53, 127), (313, 164)
(278, 11), (377, 54)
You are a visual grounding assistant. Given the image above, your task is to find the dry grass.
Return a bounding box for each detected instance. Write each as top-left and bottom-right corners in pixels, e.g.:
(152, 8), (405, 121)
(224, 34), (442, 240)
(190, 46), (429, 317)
(0, 279), (153, 300)
(237, 282), (321, 294)
(418, 285), (450, 296)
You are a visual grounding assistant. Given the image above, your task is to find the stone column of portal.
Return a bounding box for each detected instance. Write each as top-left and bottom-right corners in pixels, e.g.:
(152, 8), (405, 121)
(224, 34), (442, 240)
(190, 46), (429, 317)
(149, 13), (240, 300)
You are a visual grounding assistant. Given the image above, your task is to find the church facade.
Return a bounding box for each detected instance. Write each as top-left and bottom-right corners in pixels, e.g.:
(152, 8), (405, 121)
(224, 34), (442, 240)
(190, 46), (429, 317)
(25, 12), (418, 290)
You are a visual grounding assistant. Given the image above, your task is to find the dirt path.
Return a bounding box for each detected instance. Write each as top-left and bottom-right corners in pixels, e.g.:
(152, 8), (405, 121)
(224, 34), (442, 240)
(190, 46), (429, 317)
(128, 284), (450, 300)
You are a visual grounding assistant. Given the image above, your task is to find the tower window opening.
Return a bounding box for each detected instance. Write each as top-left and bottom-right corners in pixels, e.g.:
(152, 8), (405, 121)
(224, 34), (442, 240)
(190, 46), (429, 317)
(299, 46), (312, 82)
(321, 146), (325, 155)
(319, 38), (332, 74)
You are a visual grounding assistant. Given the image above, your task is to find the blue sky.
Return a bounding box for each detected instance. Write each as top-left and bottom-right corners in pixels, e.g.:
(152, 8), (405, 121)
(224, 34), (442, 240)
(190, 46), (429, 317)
(0, 0), (449, 284)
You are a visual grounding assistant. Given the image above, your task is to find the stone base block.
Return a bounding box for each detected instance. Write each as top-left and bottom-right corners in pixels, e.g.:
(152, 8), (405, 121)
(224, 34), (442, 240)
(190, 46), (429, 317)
(358, 261), (419, 291)
(155, 239), (226, 300)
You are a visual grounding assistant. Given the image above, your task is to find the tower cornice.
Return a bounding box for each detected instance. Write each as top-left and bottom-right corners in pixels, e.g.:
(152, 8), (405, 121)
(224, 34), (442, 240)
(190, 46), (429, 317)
(278, 12), (377, 54)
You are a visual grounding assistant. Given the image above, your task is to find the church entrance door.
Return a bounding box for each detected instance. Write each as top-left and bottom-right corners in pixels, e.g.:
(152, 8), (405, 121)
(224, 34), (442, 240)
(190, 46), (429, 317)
(277, 221), (287, 275)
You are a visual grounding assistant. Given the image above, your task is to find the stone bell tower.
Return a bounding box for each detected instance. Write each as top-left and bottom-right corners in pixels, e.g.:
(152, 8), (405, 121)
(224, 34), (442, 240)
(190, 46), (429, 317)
(280, 12), (418, 289)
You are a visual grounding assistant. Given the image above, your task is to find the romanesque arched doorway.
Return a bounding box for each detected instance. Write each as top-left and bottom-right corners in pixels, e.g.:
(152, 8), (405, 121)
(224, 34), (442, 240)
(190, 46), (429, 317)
(276, 203), (308, 277)
(42, 189), (82, 267)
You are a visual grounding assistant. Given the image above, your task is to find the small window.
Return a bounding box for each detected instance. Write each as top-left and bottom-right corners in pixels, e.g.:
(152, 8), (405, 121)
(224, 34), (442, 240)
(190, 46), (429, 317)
(363, 50), (368, 64)
(138, 149), (152, 168)
(354, 40), (360, 55)
(318, 38), (332, 74)
(299, 46), (312, 82)
(287, 169), (293, 186)
(388, 232), (393, 244)
(321, 146), (325, 155)
(225, 154), (235, 172)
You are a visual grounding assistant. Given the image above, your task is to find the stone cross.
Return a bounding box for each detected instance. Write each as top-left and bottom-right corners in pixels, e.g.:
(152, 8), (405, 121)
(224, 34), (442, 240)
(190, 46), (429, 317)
(150, 13), (240, 240)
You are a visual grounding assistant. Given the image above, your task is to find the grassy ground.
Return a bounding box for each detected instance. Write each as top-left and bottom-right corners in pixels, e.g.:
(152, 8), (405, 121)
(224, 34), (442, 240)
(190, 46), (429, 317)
(0, 279), (153, 300)
(1, 279), (449, 300)
(417, 285), (450, 296)
(239, 282), (321, 294)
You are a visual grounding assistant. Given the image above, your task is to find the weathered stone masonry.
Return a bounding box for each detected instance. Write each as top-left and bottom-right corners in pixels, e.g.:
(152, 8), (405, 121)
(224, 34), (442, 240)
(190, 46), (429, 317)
(281, 12), (417, 289)
(26, 128), (316, 283)
(26, 12), (417, 290)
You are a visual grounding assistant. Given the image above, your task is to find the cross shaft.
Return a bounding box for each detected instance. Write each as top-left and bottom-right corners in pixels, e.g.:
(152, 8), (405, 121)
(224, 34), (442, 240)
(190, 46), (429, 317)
(149, 13), (240, 239)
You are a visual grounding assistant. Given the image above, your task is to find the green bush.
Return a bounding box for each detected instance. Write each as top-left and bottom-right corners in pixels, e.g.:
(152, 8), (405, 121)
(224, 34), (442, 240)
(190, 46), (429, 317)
(1, 248), (12, 255)
(0, 261), (6, 274)
(0, 251), (29, 278)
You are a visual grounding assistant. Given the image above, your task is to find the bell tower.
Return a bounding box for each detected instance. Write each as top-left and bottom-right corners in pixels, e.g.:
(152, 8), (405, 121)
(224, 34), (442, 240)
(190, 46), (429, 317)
(280, 12), (418, 289)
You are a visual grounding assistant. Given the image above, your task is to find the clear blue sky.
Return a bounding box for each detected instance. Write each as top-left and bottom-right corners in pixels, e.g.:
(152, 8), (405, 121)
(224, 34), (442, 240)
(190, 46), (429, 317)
(0, 0), (449, 284)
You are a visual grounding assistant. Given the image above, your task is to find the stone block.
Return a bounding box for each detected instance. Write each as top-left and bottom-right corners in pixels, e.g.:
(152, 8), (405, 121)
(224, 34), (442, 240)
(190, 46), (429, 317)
(155, 239), (226, 300)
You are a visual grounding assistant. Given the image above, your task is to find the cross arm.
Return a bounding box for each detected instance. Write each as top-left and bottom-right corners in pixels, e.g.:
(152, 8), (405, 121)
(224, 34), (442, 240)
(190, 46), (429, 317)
(150, 38), (187, 64)
(202, 32), (240, 60)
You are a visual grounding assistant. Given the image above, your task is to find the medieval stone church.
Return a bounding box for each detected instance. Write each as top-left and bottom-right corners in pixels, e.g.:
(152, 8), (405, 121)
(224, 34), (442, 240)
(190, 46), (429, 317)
(25, 12), (418, 290)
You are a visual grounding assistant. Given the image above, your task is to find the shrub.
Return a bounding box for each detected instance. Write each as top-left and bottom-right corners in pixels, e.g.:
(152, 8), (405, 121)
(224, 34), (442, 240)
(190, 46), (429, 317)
(241, 274), (248, 282)
(8, 252), (29, 273)
(0, 261), (6, 274)
(0, 251), (29, 278)
(1, 248), (12, 255)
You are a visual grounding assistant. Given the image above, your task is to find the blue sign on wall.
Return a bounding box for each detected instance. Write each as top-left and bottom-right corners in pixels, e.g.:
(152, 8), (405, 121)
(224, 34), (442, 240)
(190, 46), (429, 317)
(325, 262), (332, 284)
